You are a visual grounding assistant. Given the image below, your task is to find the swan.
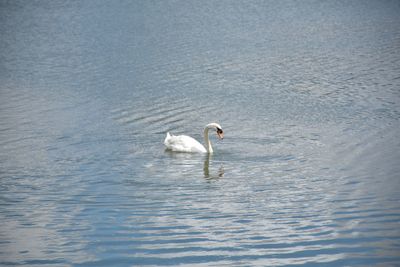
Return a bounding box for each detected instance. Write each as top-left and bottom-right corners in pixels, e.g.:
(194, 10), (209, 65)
(164, 123), (224, 153)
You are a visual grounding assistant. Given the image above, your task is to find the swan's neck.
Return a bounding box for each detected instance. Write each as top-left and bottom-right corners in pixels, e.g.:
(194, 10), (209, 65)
(204, 127), (213, 153)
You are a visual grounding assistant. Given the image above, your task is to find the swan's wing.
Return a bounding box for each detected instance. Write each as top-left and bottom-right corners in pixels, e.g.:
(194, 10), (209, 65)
(164, 133), (206, 153)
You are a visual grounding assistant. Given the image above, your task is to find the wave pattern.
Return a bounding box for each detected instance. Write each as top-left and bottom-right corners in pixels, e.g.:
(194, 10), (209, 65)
(1, 0), (400, 266)
(111, 95), (218, 139)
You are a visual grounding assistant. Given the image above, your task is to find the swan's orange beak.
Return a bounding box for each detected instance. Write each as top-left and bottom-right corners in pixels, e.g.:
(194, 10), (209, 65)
(217, 129), (224, 140)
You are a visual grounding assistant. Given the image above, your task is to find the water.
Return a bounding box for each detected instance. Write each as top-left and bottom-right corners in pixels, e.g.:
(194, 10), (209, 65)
(1, 0), (400, 266)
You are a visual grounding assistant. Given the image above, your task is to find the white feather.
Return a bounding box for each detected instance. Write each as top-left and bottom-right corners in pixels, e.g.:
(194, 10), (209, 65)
(164, 132), (207, 153)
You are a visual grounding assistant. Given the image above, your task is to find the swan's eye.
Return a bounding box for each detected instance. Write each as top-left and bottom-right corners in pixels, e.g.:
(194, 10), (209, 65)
(217, 128), (223, 133)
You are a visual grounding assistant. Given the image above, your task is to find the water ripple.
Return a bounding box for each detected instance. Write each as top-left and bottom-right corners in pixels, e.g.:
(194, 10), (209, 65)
(1, 0), (400, 266)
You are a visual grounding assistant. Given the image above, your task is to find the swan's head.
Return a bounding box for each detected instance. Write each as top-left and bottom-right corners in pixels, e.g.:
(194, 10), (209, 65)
(206, 123), (224, 140)
(216, 127), (224, 140)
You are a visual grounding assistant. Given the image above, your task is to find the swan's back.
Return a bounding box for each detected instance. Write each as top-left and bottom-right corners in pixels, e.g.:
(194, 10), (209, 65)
(164, 132), (207, 153)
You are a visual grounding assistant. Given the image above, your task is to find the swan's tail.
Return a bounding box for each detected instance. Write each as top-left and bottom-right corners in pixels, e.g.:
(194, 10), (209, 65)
(164, 132), (172, 145)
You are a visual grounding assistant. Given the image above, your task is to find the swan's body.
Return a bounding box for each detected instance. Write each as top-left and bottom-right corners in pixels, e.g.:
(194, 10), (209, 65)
(164, 133), (208, 153)
(164, 123), (223, 153)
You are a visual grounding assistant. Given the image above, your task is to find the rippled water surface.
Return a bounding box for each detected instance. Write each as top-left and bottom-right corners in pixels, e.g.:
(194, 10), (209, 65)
(1, 0), (400, 266)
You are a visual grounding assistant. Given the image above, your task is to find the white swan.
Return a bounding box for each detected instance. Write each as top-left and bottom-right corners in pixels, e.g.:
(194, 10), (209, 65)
(164, 123), (224, 153)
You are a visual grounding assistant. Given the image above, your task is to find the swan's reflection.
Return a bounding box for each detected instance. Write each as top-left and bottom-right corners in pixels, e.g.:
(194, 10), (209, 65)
(203, 154), (224, 180)
(164, 151), (224, 180)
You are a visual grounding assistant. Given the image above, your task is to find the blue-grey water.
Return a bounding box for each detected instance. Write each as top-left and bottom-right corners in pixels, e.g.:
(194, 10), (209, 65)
(1, 0), (400, 266)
